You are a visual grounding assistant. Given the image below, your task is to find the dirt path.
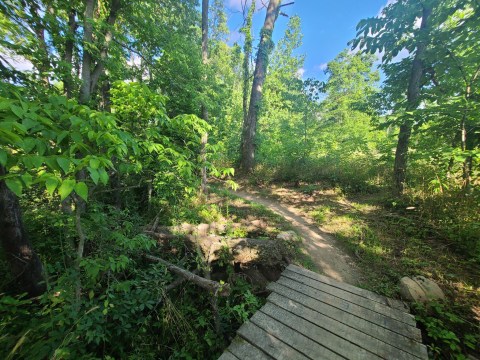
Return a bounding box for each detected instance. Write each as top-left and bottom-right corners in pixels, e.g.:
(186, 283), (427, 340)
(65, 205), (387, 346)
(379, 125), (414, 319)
(233, 188), (362, 285)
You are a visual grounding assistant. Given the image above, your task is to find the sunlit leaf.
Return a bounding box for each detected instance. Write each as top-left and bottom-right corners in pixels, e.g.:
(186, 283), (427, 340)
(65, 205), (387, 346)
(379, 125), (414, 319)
(58, 179), (76, 200)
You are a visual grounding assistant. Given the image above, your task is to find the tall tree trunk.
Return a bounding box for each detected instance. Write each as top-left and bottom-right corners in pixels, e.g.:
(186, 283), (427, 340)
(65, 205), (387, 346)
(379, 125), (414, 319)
(79, 0), (95, 104)
(63, 9), (77, 98)
(89, 0), (121, 96)
(200, 0), (209, 196)
(240, 0), (282, 173)
(241, 1), (255, 127)
(0, 166), (45, 296)
(393, 5), (431, 194)
(79, 0), (120, 104)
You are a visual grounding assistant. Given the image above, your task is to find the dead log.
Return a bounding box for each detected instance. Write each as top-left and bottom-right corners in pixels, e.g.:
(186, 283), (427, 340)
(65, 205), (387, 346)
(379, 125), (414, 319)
(144, 254), (230, 296)
(145, 232), (290, 267)
(153, 220), (268, 237)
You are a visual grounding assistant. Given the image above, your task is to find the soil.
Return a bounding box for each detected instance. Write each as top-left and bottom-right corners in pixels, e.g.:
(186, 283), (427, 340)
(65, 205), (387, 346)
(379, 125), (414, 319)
(233, 187), (362, 286)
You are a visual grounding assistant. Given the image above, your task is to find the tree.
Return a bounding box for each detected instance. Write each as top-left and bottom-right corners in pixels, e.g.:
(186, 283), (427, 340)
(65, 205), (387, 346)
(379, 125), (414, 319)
(0, 166), (45, 296)
(353, 0), (434, 193)
(240, 0), (283, 172)
(240, 0), (255, 131)
(353, 0), (479, 193)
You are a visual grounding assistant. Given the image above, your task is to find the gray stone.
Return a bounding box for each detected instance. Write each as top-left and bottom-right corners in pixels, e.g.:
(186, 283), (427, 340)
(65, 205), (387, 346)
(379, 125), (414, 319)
(399, 276), (445, 303)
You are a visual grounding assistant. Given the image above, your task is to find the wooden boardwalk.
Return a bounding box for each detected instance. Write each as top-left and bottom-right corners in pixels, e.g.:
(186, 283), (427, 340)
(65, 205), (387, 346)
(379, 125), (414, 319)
(219, 264), (428, 360)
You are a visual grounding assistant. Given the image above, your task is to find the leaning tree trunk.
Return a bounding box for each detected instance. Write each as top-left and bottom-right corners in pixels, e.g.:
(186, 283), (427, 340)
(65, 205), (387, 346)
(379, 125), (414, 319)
(240, 0), (282, 173)
(0, 166), (45, 296)
(393, 5), (431, 194)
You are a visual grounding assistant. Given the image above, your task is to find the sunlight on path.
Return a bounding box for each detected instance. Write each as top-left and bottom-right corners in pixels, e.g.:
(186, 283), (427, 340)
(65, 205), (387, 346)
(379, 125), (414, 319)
(234, 189), (361, 286)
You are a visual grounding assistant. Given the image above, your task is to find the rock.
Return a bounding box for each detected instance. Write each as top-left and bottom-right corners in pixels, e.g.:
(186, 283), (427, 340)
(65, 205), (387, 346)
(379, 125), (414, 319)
(399, 276), (445, 303)
(276, 230), (298, 242)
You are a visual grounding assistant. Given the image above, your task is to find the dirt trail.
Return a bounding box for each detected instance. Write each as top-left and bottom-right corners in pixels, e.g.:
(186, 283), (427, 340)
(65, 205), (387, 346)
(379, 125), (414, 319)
(233, 188), (362, 285)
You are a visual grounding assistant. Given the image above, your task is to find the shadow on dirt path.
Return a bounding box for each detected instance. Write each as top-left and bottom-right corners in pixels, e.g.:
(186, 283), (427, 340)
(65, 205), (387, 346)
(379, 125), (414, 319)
(233, 188), (362, 286)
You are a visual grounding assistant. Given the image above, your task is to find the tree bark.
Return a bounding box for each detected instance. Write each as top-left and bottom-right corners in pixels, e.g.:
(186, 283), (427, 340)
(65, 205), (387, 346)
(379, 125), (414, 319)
(240, 0), (282, 172)
(0, 166), (45, 296)
(79, 0), (121, 104)
(393, 5), (431, 194)
(63, 9), (77, 98)
(89, 0), (121, 96)
(79, 0), (95, 104)
(241, 1), (255, 128)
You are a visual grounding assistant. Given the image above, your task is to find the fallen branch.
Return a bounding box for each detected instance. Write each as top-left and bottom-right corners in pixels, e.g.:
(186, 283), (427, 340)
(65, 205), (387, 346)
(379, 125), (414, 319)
(144, 254), (230, 296)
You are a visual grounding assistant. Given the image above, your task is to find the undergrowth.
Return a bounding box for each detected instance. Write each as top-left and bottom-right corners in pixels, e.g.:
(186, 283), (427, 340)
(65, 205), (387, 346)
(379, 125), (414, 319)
(275, 182), (479, 358)
(1, 189), (297, 359)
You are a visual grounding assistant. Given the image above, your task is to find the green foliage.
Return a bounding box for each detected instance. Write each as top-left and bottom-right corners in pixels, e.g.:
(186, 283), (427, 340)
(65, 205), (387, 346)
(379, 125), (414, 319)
(1, 0), (479, 358)
(414, 301), (479, 358)
(0, 86), (133, 200)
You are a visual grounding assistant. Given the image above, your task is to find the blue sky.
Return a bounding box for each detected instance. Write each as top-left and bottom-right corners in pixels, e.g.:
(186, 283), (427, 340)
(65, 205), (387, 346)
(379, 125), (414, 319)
(225, 0), (389, 81)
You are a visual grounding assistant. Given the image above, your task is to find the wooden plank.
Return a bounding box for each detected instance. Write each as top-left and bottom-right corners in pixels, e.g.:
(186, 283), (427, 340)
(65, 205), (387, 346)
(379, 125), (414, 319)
(218, 350), (240, 360)
(270, 279), (422, 341)
(227, 336), (273, 360)
(250, 311), (345, 360)
(267, 293), (428, 360)
(268, 285), (422, 348)
(282, 269), (416, 326)
(287, 264), (409, 312)
(237, 321), (309, 360)
(260, 303), (383, 360)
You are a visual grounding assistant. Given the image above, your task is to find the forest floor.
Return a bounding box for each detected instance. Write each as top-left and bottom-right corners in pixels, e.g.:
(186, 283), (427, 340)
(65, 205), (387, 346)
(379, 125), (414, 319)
(231, 182), (479, 303)
(232, 188), (362, 286)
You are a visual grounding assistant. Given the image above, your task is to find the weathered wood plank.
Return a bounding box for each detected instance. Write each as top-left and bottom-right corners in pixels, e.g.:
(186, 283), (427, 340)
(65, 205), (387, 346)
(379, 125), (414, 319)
(237, 321), (309, 360)
(250, 311), (345, 360)
(282, 269), (416, 326)
(287, 264), (409, 312)
(260, 303), (383, 360)
(267, 293), (428, 359)
(270, 279), (421, 341)
(227, 336), (273, 360)
(267, 289), (424, 351)
(218, 350), (240, 360)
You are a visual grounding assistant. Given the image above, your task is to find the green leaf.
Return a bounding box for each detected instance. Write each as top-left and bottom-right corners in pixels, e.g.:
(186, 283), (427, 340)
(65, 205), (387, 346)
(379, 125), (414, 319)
(31, 156), (43, 168)
(5, 177), (23, 196)
(58, 179), (76, 200)
(57, 131), (69, 144)
(74, 182), (88, 202)
(45, 177), (59, 196)
(21, 173), (33, 187)
(88, 167), (100, 185)
(98, 168), (109, 185)
(36, 140), (46, 156)
(45, 157), (60, 171)
(89, 158), (100, 169)
(21, 138), (36, 153)
(10, 104), (24, 118)
(0, 149), (7, 166)
(57, 158), (71, 174)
